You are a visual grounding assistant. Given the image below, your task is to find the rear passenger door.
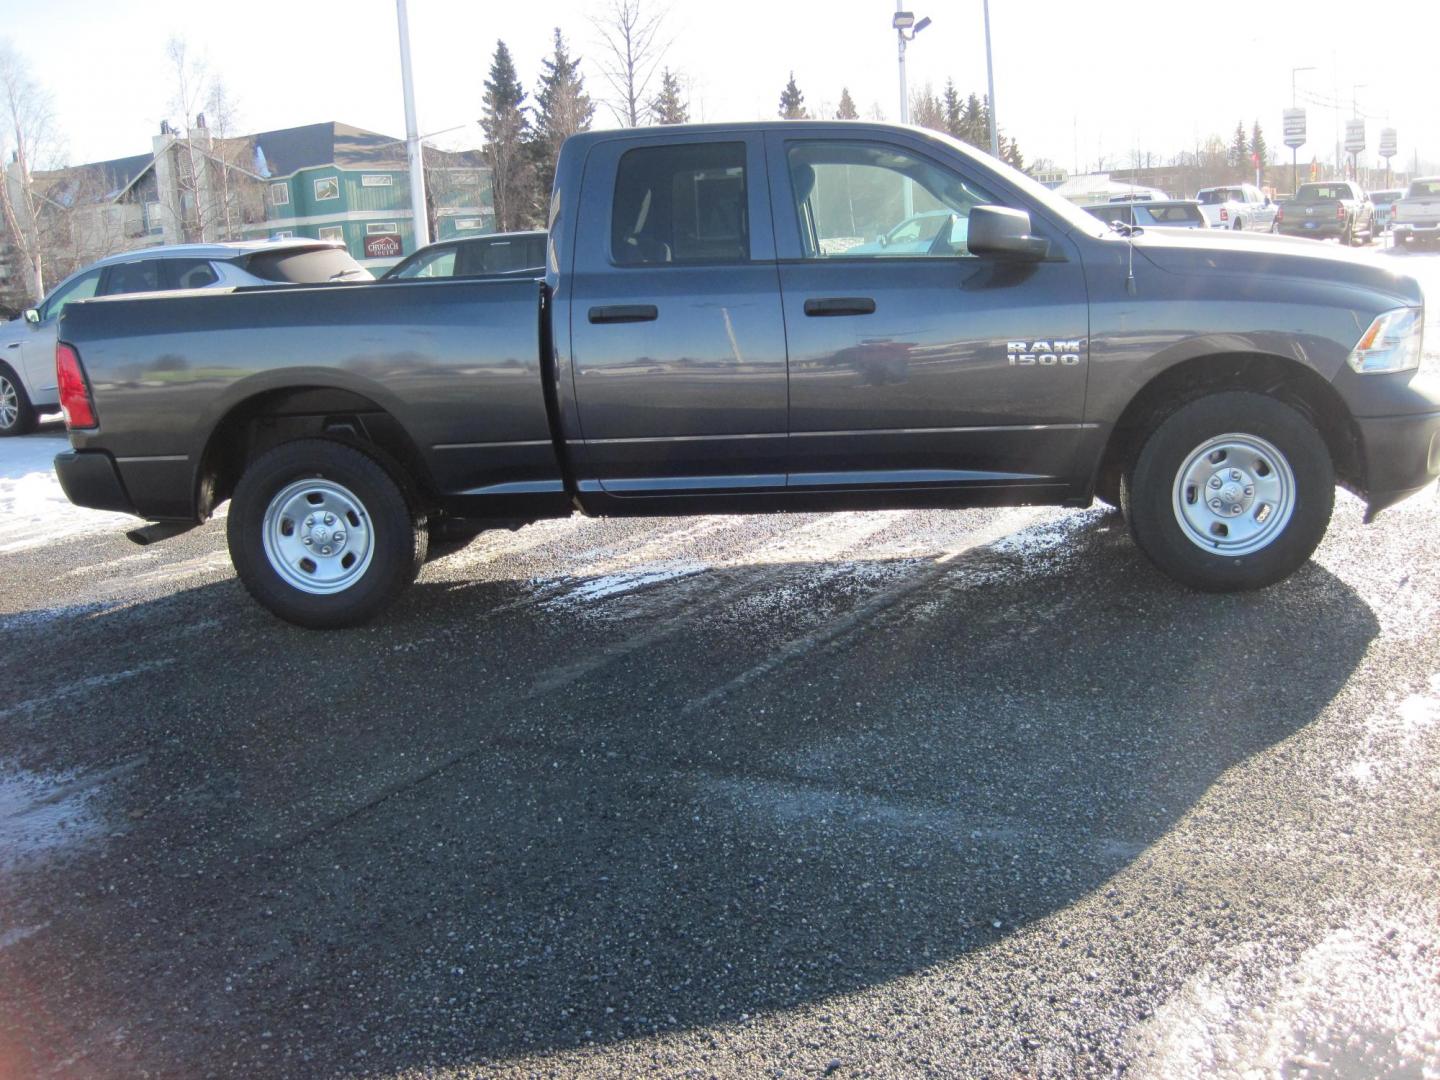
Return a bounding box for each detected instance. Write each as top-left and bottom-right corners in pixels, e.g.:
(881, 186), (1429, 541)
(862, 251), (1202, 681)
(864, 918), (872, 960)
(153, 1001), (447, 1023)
(566, 132), (788, 496)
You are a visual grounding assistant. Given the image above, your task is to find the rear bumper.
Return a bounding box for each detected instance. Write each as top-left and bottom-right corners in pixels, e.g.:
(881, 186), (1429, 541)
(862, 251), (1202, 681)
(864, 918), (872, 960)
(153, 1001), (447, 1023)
(1278, 220), (1346, 239)
(1395, 223), (1440, 239)
(54, 449), (137, 515)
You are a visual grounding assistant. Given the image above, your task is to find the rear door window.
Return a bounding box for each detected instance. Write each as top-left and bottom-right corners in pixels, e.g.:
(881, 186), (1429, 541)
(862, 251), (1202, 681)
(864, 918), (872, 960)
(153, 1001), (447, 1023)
(101, 260), (162, 296)
(612, 142), (750, 265)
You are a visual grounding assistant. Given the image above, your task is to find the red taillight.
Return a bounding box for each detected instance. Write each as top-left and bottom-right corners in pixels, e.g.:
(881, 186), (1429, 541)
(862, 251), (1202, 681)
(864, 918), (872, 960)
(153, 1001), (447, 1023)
(1337, 204), (1347, 220)
(1391, 203), (1398, 216)
(1276, 206), (1284, 222)
(1220, 207), (1228, 221)
(55, 342), (96, 429)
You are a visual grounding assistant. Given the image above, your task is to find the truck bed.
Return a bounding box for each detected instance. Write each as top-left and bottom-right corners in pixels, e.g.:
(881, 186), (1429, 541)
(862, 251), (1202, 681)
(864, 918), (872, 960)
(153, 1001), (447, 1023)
(59, 277), (565, 520)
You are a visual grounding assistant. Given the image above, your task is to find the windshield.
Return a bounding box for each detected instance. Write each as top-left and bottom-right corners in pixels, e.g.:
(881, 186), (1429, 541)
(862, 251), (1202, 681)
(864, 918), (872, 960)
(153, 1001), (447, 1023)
(1409, 179), (1440, 197)
(1197, 189), (1243, 204)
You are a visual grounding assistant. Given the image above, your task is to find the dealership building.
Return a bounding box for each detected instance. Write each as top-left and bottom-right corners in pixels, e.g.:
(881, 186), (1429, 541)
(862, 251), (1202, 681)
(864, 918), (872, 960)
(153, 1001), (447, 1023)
(5, 120), (495, 287)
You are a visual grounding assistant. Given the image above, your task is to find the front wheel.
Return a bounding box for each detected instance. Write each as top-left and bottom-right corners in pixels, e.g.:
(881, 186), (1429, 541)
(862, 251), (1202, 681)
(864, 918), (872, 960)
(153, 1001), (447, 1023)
(1120, 392), (1334, 592)
(0, 365), (37, 437)
(227, 439), (427, 628)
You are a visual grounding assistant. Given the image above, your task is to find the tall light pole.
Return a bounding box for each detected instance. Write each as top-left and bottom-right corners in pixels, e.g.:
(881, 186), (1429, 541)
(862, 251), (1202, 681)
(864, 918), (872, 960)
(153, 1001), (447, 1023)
(982, 0), (999, 157)
(1291, 65), (1315, 193)
(892, 5), (931, 125)
(396, 0), (430, 252)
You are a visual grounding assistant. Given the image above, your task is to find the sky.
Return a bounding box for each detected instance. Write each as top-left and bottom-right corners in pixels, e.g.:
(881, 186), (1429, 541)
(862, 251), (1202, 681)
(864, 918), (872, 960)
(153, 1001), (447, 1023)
(3, 0), (1439, 177)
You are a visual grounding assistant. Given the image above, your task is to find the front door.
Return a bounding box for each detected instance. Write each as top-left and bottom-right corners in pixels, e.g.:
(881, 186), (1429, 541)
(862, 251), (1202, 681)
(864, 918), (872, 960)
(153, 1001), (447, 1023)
(765, 132), (1090, 496)
(566, 133), (788, 496)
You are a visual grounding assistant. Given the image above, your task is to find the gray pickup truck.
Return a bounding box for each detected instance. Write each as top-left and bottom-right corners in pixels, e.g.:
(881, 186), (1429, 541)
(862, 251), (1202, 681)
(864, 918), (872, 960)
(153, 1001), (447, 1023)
(1393, 177), (1440, 248)
(55, 122), (1438, 627)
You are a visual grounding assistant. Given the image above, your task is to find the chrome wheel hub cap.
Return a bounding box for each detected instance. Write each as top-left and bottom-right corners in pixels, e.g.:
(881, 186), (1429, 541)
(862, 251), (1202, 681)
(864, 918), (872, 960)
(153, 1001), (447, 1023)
(1172, 433), (1296, 555)
(261, 479), (373, 595)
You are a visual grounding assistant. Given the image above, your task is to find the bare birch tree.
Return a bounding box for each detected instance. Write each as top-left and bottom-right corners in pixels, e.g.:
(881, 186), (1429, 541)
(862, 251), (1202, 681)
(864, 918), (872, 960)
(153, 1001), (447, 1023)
(590, 0), (668, 127)
(0, 40), (60, 302)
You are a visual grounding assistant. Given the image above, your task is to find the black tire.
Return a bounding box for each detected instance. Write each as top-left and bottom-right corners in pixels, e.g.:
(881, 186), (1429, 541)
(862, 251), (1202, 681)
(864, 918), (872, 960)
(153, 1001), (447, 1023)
(0, 364), (37, 437)
(227, 439), (427, 628)
(1120, 392), (1334, 592)
(1232, 218), (1244, 231)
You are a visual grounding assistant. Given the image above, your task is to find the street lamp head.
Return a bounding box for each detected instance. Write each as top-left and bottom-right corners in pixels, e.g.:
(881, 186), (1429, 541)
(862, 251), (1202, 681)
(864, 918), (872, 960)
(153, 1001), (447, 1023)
(892, 11), (915, 29)
(914, 15), (932, 32)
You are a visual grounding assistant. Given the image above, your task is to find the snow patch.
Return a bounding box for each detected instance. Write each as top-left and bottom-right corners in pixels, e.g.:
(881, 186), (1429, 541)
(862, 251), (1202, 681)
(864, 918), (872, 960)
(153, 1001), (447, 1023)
(1337, 676), (1440, 786)
(0, 762), (111, 871)
(1130, 907), (1440, 1079)
(540, 563), (706, 611)
(0, 435), (133, 554)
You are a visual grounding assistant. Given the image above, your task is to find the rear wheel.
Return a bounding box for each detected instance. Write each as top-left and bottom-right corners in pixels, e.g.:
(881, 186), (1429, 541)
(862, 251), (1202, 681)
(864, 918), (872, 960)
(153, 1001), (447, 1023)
(0, 365), (37, 437)
(1120, 392), (1334, 592)
(227, 439), (427, 628)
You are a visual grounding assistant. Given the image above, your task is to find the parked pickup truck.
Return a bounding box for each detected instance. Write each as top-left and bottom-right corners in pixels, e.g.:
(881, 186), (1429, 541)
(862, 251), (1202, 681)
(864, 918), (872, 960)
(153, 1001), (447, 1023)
(1392, 177), (1440, 248)
(55, 122), (1439, 627)
(1276, 181), (1375, 245)
(1194, 185), (1278, 232)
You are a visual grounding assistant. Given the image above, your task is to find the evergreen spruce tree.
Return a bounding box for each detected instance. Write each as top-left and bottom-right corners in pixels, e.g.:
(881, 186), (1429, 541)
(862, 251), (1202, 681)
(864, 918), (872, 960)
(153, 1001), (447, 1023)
(778, 72), (807, 119)
(532, 29), (593, 214)
(942, 79), (962, 139)
(961, 93), (985, 149)
(836, 86), (858, 120)
(648, 67), (689, 124)
(1249, 120), (1268, 175)
(480, 40), (531, 231)
(1231, 121), (1249, 177)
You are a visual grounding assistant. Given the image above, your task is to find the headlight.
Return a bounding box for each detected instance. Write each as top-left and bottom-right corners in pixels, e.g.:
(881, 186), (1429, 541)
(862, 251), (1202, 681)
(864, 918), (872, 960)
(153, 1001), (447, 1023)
(1347, 307), (1423, 374)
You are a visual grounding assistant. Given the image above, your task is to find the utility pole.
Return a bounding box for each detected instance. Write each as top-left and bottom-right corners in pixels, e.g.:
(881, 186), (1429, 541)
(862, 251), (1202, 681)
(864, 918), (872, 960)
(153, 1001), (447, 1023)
(982, 0), (999, 157)
(396, 0), (430, 251)
(896, 1), (908, 124)
(1290, 65), (1315, 195)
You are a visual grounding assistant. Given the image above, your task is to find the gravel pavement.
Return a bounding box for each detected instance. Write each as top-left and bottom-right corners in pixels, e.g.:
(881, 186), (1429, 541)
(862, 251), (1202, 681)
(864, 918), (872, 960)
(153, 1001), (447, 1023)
(1, 242), (1437, 1079)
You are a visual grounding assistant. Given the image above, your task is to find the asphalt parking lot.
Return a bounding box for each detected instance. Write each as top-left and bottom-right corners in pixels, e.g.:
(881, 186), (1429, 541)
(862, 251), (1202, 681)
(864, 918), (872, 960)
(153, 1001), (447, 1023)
(2, 240), (1439, 1079)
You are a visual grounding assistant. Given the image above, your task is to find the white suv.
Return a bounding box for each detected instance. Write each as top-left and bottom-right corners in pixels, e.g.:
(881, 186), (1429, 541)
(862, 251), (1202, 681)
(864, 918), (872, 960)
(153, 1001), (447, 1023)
(0, 239), (368, 436)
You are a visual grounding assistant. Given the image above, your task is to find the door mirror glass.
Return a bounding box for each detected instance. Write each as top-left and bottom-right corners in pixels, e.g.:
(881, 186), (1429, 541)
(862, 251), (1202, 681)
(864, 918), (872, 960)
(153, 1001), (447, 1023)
(23, 308), (39, 325)
(966, 206), (1049, 260)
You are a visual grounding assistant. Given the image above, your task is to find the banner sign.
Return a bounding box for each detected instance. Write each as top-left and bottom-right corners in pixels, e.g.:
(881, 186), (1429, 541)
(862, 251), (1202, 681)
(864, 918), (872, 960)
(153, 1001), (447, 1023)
(1379, 128), (1397, 158)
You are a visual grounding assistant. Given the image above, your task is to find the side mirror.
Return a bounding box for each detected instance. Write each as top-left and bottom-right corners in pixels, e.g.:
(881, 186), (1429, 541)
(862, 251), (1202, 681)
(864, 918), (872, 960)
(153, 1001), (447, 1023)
(23, 308), (40, 325)
(1264, 197), (1272, 207)
(966, 206), (1049, 260)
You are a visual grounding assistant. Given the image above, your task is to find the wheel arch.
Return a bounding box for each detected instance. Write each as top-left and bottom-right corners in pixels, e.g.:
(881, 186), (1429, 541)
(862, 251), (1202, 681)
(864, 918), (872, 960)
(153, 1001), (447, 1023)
(195, 384), (434, 520)
(1095, 352), (1362, 503)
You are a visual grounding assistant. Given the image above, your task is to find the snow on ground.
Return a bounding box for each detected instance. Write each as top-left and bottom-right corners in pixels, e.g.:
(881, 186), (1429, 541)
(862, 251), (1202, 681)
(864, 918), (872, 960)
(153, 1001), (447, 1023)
(1130, 904), (1440, 1079)
(0, 759), (112, 874)
(0, 433), (133, 554)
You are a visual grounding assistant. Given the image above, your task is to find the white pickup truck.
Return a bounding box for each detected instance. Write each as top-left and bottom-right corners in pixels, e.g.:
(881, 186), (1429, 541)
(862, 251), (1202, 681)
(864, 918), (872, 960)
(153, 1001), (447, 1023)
(1195, 184), (1278, 232)
(1393, 177), (1440, 248)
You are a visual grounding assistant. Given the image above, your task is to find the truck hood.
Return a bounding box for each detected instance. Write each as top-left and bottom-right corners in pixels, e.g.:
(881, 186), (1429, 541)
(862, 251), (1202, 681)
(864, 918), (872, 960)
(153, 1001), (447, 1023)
(1128, 228), (1424, 307)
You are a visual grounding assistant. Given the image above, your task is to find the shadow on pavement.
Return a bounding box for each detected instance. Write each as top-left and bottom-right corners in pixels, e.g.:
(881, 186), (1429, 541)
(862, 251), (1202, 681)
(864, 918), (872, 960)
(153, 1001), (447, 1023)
(0, 515), (1381, 1076)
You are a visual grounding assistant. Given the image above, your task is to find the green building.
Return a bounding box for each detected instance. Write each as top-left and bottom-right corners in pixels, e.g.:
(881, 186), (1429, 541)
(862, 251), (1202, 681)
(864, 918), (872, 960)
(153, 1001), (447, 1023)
(241, 121), (494, 273)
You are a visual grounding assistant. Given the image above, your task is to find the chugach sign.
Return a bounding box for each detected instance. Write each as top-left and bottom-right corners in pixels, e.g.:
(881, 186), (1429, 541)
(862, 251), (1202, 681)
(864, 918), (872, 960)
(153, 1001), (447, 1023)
(364, 234), (403, 258)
